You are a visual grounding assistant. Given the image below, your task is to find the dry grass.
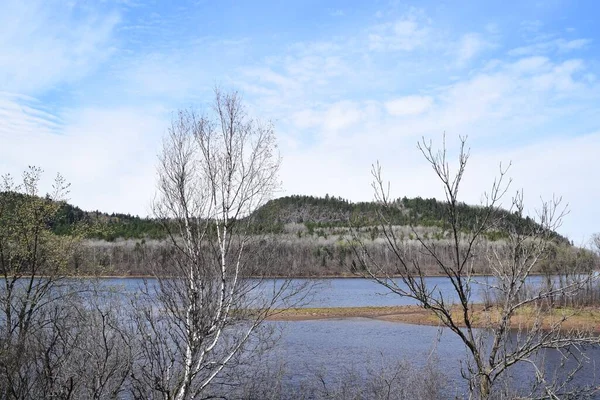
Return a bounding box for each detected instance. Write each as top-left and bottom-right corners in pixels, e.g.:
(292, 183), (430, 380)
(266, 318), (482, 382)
(269, 304), (600, 332)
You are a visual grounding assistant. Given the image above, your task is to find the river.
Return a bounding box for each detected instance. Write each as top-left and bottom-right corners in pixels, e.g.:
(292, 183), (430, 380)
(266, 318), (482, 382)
(99, 276), (600, 398)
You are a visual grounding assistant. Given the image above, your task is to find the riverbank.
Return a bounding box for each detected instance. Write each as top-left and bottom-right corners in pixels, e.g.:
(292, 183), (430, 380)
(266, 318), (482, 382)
(41, 271), (566, 279)
(268, 304), (600, 332)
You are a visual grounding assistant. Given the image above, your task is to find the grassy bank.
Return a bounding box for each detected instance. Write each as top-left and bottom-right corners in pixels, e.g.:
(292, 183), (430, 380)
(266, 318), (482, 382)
(269, 304), (600, 332)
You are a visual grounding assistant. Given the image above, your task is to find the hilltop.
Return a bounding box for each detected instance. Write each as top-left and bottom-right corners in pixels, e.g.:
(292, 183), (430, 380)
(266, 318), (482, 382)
(251, 195), (569, 244)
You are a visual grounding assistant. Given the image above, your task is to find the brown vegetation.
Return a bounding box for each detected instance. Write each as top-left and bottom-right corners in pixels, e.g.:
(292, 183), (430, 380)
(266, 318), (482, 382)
(270, 304), (600, 332)
(68, 231), (594, 278)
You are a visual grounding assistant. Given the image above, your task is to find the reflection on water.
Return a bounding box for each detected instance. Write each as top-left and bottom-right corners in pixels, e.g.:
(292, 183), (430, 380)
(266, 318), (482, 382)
(307, 277), (480, 307)
(99, 275), (585, 308)
(101, 276), (486, 307)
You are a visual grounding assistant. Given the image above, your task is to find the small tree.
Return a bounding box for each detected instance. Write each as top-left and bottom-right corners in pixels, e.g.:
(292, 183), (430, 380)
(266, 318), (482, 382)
(0, 168), (134, 399)
(0, 168), (74, 397)
(131, 88), (305, 399)
(353, 136), (600, 399)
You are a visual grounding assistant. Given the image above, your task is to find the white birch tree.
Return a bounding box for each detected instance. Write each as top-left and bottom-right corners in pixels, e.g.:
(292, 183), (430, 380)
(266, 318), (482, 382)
(131, 88), (303, 399)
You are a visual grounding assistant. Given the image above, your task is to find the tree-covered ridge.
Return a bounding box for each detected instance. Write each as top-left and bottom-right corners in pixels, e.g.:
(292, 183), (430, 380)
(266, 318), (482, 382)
(254, 195), (569, 244)
(0, 192), (569, 243)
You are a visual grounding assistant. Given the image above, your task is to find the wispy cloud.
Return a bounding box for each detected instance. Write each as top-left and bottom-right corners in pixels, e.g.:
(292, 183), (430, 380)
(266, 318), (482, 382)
(368, 9), (431, 52)
(509, 38), (592, 56)
(384, 96), (433, 116)
(0, 93), (63, 138)
(0, 104), (164, 214)
(455, 33), (492, 67)
(0, 1), (119, 94)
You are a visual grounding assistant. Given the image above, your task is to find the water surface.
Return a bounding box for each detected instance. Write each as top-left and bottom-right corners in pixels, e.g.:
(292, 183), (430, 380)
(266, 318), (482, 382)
(98, 276), (600, 397)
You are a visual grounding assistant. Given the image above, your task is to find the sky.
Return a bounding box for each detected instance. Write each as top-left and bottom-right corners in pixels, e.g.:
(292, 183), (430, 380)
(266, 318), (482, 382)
(1, 0), (599, 244)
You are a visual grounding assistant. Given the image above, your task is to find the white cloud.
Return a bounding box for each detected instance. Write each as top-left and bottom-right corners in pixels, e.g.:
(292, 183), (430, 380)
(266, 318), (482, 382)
(243, 67), (299, 91)
(0, 1), (119, 94)
(520, 20), (544, 33)
(529, 59), (584, 91)
(118, 52), (207, 99)
(508, 56), (550, 73)
(322, 102), (366, 131)
(558, 38), (592, 51)
(0, 104), (166, 216)
(290, 109), (321, 130)
(0, 93), (63, 138)
(290, 101), (371, 142)
(508, 38), (591, 57)
(385, 96), (433, 116)
(456, 33), (490, 67)
(462, 132), (600, 244)
(368, 9), (430, 51)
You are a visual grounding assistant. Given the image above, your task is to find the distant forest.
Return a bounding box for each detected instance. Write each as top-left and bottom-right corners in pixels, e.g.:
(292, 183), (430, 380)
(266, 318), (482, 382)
(1, 192), (588, 277)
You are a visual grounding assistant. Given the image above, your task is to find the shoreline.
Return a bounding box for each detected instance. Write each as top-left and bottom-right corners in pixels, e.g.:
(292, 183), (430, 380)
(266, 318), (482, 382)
(267, 305), (600, 332)
(27, 272), (564, 280)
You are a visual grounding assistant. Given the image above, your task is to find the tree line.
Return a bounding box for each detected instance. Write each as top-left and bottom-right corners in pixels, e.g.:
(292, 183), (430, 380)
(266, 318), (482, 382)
(2, 190), (570, 246)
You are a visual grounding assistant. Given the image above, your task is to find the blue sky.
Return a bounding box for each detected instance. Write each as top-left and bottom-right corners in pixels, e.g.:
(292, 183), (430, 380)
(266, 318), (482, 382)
(1, 0), (599, 243)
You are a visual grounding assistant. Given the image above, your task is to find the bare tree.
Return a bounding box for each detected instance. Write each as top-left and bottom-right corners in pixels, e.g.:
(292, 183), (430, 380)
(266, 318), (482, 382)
(131, 88), (306, 399)
(304, 356), (444, 400)
(592, 234), (600, 258)
(67, 285), (135, 399)
(352, 136), (600, 399)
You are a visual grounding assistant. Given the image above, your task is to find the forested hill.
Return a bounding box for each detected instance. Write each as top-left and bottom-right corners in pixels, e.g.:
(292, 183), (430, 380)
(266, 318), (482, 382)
(0, 192), (569, 244)
(251, 195), (569, 244)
